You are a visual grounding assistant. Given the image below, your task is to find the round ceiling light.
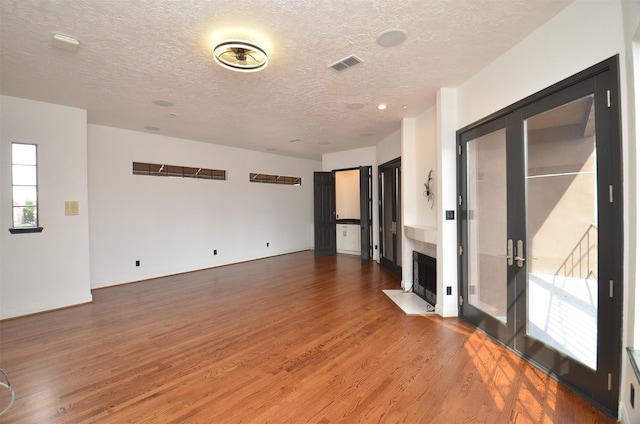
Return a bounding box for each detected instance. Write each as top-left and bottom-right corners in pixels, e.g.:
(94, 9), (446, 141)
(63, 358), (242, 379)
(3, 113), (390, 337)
(152, 99), (174, 107)
(213, 40), (268, 72)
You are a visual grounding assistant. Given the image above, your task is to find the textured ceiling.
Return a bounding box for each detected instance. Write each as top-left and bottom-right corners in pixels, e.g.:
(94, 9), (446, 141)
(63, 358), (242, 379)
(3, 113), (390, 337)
(0, 0), (573, 160)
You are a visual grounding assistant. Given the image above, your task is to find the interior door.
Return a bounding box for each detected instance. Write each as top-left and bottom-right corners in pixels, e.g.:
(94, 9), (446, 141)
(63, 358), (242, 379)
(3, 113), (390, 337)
(314, 171), (336, 256)
(458, 57), (622, 416)
(379, 158), (402, 278)
(360, 166), (372, 262)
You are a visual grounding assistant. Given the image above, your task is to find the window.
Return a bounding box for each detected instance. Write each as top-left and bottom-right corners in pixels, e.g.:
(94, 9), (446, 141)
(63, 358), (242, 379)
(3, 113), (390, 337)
(249, 173), (301, 186)
(133, 162), (226, 180)
(10, 143), (42, 233)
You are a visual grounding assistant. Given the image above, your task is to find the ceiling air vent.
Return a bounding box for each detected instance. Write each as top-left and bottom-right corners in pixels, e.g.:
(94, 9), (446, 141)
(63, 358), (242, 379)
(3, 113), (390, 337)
(328, 55), (363, 72)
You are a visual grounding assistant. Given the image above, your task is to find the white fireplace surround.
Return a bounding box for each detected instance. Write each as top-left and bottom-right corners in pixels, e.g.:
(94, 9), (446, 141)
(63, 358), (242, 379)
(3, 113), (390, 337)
(405, 224), (438, 245)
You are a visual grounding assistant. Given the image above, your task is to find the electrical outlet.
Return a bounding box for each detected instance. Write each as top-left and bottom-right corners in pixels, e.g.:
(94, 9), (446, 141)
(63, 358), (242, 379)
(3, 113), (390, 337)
(267, 242), (269, 247)
(446, 286), (452, 295)
(631, 383), (635, 408)
(213, 250), (217, 255)
(135, 260), (140, 267)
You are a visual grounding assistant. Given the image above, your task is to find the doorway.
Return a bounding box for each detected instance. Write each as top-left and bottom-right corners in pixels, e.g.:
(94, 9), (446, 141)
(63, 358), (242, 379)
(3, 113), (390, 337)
(378, 158), (402, 278)
(314, 167), (372, 262)
(457, 56), (622, 416)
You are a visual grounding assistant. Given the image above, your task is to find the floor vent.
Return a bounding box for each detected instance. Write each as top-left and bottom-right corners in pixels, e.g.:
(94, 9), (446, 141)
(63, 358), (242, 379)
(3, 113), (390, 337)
(328, 55), (363, 72)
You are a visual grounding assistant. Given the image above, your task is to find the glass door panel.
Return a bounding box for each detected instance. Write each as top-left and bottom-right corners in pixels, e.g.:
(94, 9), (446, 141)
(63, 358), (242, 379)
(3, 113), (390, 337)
(395, 167), (402, 268)
(381, 168), (394, 262)
(467, 129), (508, 323)
(525, 95), (598, 370)
(379, 159), (402, 278)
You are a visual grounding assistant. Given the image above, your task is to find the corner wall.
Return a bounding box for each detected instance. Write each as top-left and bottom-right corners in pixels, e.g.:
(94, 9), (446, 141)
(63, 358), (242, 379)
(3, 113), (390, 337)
(0, 96), (92, 319)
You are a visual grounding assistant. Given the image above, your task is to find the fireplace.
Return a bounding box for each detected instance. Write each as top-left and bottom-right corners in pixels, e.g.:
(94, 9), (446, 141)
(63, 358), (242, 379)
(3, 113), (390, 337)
(413, 251), (437, 307)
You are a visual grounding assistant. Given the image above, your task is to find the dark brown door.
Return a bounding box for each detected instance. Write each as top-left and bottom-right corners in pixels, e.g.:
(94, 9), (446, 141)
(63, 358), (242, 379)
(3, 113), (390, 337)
(314, 172), (336, 256)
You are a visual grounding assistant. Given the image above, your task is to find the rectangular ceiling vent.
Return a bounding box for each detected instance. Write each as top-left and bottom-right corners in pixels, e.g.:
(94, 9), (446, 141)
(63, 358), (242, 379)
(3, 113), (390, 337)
(328, 55), (363, 72)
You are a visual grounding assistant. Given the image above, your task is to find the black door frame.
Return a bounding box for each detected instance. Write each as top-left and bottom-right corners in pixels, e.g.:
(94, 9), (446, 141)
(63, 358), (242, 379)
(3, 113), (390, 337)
(457, 55), (622, 417)
(314, 168), (372, 262)
(360, 166), (373, 262)
(378, 158), (402, 278)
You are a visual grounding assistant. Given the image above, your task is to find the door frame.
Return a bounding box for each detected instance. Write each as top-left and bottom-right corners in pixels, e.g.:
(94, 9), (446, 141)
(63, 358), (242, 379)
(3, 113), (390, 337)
(456, 55), (622, 417)
(378, 157), (402, 278)
(314, 168), (372, 262)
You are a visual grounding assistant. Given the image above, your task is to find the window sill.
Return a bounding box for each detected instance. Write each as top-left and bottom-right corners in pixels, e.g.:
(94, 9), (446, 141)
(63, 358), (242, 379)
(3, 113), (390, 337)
(627, 348), (640, 383)
(9, 227), (43, 234)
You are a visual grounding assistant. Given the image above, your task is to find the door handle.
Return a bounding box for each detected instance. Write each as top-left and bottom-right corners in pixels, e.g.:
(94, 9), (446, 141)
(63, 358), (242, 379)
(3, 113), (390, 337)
(506, 239), (514, 266)
(514, 239), (525, 268)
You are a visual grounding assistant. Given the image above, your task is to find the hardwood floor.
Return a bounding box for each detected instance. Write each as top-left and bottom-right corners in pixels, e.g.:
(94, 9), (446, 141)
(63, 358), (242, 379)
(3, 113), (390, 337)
(0, 252), (614, 423)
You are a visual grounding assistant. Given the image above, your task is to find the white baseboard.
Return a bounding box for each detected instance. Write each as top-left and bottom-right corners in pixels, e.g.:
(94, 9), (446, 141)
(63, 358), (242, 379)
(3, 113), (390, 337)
(620, 401), (629, 424)
(1, 293), (93, 320)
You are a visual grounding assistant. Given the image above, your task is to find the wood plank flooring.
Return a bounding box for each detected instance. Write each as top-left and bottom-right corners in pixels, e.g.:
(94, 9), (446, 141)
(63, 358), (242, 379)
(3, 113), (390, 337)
(0, 252), (614, 423)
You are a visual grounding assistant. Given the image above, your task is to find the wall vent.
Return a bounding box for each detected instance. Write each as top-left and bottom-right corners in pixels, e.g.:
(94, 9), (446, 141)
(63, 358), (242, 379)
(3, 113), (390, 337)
(328, 55), (363, 72)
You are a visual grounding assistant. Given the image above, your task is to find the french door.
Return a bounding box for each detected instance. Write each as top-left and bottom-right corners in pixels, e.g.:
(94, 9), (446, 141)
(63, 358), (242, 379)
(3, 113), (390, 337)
(458, 57), (622, 416)
(379, 158), (402, 278)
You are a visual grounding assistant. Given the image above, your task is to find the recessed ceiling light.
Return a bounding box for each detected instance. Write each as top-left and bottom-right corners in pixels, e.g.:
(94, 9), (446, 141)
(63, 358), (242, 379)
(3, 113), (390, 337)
(168, 112), (178, 118)
(346, 102), (365, 110)
(213, 40), (268, 73)
(376, 29), (407, 47)
(144, 126), (160, 131)
(52, 33), (80, 51)
(153, 99), (173, 107)
(377, 104), (387, 110)
(288, 138), (301, 143)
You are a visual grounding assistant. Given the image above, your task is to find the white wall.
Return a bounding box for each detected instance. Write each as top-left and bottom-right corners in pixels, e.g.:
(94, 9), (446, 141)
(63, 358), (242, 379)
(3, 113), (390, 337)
(0, 96), (92, 319)
(88, 125), (320, 288)
(376, 130), (401, 167)
(335, 169), (360, 220)
(621, 1), (640, 423)
(436, 88), (459, 317)
(415, 107), (438, 229)
(457, 0), (626, 128)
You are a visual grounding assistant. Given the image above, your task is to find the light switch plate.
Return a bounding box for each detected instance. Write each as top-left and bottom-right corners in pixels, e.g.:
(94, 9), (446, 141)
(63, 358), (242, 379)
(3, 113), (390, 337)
(65, 201), (79, 216)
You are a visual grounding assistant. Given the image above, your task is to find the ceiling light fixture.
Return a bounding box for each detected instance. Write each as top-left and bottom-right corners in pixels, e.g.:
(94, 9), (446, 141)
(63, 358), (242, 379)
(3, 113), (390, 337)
(52, 33), (80, 51)
(153, 99), (174, 107)
(213, 40), (268, 73)
(346, 102), (365, 110)
(377, 104), (387, 110)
